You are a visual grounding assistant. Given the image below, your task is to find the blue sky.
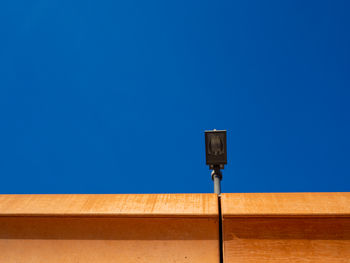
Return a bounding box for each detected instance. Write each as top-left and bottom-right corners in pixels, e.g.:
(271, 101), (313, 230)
(1, 0), (349, 194)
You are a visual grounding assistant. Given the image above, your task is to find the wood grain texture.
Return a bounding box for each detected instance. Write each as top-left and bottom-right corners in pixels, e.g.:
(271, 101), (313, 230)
(0, 194), (218, 217)
(0, 194), (219, 263)
(222, 217), (350, 263)
(221, 192), (350, 217)
(221, 193), (350, 263)
(0, 217), (219, 263)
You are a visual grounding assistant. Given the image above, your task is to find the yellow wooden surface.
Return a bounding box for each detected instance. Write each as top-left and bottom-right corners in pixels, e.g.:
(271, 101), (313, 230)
(0, 194), (219, 263)
(221, 193), (350, 263)
(221, 192), (350, 217)
(0, 193), (218, 217)
(0, 217), (219, 263)
(2, 192), (350, 262)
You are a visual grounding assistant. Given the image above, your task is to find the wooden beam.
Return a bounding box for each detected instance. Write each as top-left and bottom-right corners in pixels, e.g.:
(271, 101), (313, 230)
(221, 192), (350, 217)
(221, 193), (350, 263)
(0, 193), (218, 217)
(0, 194), (220, 263)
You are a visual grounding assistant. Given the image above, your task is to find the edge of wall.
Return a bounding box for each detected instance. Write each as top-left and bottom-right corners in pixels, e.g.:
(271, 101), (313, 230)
(221, 192), (350, 217)
(0, 193), (218, 218)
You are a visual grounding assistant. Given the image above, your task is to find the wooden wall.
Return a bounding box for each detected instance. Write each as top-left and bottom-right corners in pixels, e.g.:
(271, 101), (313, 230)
(0, 194), (219, 263)
(221, 193), (350, 263)
(1, 193), (349, 262)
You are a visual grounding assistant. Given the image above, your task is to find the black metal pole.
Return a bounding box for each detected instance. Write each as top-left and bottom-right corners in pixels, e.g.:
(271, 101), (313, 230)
(211, 165), (222, 194)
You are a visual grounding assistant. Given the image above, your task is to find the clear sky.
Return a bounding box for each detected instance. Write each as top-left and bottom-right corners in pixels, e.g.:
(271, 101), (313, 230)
(1, 0), (349, 194)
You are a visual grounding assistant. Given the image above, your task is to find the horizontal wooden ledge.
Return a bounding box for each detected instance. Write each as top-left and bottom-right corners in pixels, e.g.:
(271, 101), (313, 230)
(221, 192), (350, 217)
(3, 192), (349, 218)
(0, 194), (218, 218)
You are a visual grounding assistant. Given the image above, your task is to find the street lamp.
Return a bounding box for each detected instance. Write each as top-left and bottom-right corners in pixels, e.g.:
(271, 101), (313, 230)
(205, 129), (227, 194)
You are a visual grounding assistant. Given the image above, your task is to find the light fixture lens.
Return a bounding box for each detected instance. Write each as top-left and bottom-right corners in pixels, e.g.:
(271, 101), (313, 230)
(205, 130), (227, 168)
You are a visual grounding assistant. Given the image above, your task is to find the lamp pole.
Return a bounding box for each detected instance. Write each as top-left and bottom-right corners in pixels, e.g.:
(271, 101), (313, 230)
(211, 166), (222, 194)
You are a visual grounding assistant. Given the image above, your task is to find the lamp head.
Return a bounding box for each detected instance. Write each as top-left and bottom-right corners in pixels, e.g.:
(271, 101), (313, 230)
(205, 130), (227, 170)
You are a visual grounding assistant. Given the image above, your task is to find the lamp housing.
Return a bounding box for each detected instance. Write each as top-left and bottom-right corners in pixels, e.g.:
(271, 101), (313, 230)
(205, 130), (227, 169)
